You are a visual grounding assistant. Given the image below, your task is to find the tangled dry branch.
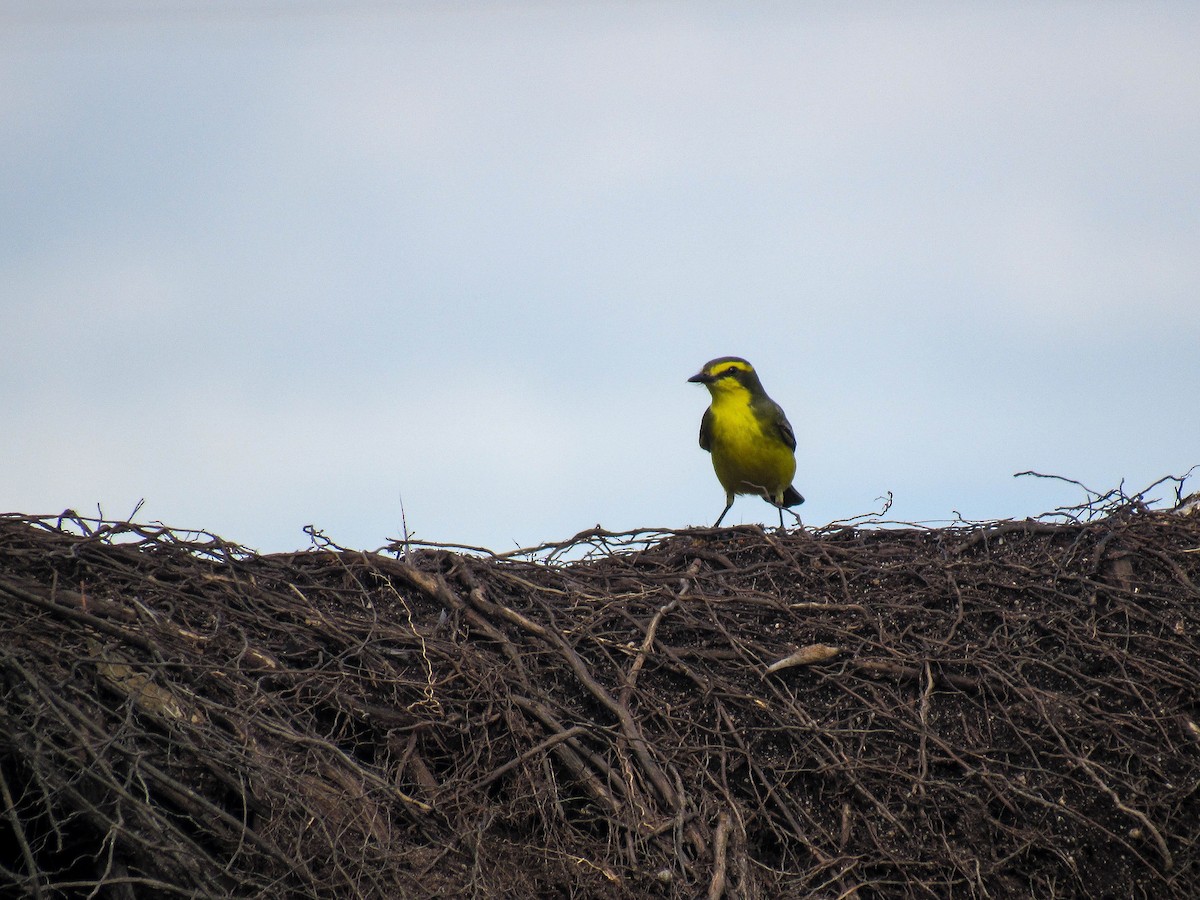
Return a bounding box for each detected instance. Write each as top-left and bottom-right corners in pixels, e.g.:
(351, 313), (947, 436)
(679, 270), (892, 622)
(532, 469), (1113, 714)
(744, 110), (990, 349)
(1, 495), (1198, 897)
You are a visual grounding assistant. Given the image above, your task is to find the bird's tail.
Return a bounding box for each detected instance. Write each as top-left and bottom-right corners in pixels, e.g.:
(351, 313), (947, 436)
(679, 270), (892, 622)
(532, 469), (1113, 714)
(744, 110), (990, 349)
(781, 485), (805, 507)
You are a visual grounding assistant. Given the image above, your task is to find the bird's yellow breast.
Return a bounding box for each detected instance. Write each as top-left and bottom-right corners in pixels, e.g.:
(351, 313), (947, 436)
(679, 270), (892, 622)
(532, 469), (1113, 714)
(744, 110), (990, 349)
(706, 385), (796, 500)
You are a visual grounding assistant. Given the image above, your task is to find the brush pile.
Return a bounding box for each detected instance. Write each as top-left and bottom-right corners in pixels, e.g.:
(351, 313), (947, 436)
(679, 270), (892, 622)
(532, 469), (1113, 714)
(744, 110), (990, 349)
(1, 495), (1199, 897)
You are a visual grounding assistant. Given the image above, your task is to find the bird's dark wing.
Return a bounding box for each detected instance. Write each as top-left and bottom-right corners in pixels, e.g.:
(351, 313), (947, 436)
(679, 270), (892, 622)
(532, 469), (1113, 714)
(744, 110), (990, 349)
(762, 399), (797, 451)
(698, 407), (714, 452)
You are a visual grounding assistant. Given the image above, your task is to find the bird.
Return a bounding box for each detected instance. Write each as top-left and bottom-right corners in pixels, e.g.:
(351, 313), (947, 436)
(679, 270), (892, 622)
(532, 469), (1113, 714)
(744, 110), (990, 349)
(688, 356), (804, 528)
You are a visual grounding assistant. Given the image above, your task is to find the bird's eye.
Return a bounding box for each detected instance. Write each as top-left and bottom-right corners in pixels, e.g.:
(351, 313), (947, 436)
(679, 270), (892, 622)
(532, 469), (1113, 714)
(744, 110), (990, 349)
(725, 367), (739, 377)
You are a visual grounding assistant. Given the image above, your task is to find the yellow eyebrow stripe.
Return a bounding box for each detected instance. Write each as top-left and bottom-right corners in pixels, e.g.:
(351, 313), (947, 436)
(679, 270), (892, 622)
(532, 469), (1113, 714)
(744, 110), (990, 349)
(705, 358), (753, 376)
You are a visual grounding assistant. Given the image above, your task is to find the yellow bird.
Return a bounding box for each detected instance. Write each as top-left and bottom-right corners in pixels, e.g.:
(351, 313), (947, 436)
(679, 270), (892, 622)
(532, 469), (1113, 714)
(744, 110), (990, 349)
(688, 356), (804, 528)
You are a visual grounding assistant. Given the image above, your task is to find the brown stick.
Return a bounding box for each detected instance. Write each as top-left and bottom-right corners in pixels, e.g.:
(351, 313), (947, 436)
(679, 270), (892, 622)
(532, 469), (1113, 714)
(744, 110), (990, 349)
(706, 810), (732, 900)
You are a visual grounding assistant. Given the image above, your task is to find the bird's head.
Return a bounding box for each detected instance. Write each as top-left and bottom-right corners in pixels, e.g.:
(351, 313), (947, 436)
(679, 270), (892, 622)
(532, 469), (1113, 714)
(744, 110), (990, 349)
(688, 356), (763, 395)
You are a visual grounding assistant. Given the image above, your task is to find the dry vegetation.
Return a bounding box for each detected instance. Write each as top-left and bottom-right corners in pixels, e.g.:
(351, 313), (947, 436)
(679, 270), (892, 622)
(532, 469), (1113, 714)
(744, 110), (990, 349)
(1, 487), (1198, 897)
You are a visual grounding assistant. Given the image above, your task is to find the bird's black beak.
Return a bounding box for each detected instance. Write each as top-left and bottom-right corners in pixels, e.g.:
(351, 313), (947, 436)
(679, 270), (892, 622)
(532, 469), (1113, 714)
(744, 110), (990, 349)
(687, 371), (710, 384)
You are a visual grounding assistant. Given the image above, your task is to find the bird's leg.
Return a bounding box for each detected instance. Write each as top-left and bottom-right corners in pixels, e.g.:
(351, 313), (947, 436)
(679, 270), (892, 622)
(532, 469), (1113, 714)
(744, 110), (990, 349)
(768, 495), (803, 530)
(713, 497), (734, 528)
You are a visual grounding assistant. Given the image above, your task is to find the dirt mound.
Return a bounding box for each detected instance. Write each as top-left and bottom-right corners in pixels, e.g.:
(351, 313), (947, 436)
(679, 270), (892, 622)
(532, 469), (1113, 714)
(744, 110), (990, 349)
(1, 502), (1198, 897)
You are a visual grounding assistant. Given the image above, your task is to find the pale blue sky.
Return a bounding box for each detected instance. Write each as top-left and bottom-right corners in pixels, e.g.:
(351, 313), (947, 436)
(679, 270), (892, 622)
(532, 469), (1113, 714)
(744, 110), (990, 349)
(3, 1), (1198, 552)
